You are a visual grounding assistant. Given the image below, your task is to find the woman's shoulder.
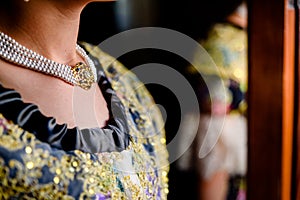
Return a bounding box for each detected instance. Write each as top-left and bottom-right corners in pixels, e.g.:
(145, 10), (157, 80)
(80, 42), (151, 103)
(81, 42), (170, 191)
(79, 42), (130, 79)
(81, 42), (167, 139)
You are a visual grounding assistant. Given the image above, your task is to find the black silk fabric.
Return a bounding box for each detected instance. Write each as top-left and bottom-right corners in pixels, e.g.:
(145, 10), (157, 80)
(0, 55), (130, 153)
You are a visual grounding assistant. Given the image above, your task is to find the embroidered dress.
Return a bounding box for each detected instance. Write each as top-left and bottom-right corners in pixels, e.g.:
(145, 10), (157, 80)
(0, 43), (169, 199)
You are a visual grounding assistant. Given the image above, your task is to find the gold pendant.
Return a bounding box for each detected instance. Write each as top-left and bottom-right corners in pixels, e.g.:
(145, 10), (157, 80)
(71, 62), (95, 90)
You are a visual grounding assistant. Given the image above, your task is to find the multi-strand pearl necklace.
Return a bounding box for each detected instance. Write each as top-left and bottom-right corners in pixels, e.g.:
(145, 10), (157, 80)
(0, 31), (97, 90)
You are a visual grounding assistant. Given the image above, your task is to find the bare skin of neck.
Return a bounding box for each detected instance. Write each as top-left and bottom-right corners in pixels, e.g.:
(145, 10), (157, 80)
(0, 1), (110, 129)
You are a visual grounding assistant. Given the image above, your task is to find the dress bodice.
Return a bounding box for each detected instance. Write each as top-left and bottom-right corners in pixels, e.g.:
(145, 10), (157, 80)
(0, 43), (169, 199)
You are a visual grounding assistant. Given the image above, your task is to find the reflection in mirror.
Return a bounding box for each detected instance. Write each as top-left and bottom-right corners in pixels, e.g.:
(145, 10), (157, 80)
(176, 2), (248, 200)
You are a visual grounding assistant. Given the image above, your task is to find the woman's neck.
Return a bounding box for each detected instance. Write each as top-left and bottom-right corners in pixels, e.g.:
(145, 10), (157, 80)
(0, 1), (87, 65)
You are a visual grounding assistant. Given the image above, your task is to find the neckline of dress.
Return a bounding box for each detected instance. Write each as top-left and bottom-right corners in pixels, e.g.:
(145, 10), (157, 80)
(0, 48), (130, 153)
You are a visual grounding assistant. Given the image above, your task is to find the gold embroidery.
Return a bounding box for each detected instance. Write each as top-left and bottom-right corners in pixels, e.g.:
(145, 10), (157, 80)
(0, 43), (169, 199)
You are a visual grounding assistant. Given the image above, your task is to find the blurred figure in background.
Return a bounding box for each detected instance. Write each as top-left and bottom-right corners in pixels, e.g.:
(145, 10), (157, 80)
(177, 1), (248, 200)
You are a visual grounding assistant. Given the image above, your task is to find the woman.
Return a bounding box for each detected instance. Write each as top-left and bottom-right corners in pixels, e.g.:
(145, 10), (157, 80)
(177, 1), (247, 200)
(0, 0), (169, 199)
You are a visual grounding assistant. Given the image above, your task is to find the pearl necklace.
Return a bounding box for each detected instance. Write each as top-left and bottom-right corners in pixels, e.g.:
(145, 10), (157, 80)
(0, 31), (97, 90)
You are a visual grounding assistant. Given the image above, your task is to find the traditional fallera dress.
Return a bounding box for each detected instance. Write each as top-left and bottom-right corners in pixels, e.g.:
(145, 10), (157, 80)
(0, 43), (169, 199)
